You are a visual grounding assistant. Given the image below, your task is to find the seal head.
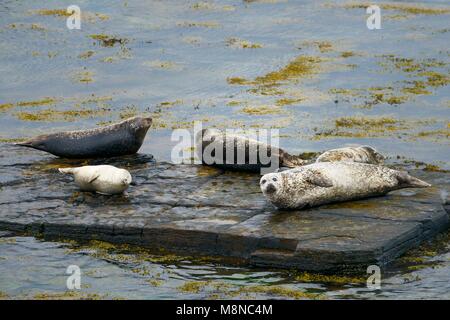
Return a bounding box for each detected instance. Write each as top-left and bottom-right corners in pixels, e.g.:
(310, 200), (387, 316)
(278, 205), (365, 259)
(360, 146), (385, 164)
(260, 169), (334, 209)
(260, 173), (284, 198)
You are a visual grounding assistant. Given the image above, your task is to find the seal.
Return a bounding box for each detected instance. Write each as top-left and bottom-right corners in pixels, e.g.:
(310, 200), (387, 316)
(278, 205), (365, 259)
(196, 128), (306, 172)
(16, 116), (152, 158)
(260, 162), (431, 209)
(59, 165), (132, 195)
(316, 146), (384, 164)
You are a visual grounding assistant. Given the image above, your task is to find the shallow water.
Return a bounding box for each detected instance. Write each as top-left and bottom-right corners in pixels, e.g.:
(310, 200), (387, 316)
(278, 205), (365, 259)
(0, 0), (449, 299)
(0, 233), (449, 300)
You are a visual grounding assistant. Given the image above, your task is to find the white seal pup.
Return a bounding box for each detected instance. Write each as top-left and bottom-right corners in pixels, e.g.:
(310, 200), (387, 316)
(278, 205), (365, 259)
(316, 146), (384, 164)
(58, 165), (132, 195)
(196, 128), (306, 172)
(260, 162), (431, 209)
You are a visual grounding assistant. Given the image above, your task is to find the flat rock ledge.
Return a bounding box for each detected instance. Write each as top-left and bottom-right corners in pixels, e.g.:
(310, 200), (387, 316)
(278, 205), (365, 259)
(1, 145), (449, 273)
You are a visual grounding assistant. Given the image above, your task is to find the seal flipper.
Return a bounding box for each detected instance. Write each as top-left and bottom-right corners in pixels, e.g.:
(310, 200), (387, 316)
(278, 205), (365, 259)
(306, 171), (334, 188)
(15, 141), (31, 147)
(87, 172), (101, 184)
(15, 140), (38, 149)
(15, 137), (49, 152)
(396, 171), (431, 188)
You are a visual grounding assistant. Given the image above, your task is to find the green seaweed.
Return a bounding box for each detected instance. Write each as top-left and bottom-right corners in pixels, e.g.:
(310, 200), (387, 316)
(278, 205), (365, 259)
(341, 3), (450, 15)
(0, 137), (26, 143)
(275, 98), (303, 106)
(254, 55), (322, 86)
(119, 105), (138, 119)
(177, 21), (220, 28)
(335, 116), (400, 128)
(240, 105), (284, 115)
(228, 55), (322, 87)
(228, 55), (324, 101)
(236, 285), (323, 300)
(340, 51), (356, 58)
(226, 38), (262, 49)
(418, 71), (450, 87)
(294, 272), (366, 285)
(71, 70), (95, 83)
(33, 291), (106, 300)
(227, 77), (249, 85)
(191, 2), (235, 11)
(394, 230), (450, 272)
(90, 34), (128, 47)
(423, 164), (449, 172)
(32, 9), (109, 22)
(300, 40), (333, 53)
(177, 281), (323, 299)
(78, 51), (95, 59)
(178, 281), (208, 293)
(15, 106), (111, 122)
(0, 97), (58, 112)
(331, 55), (449, 108)
(311, 116), (435, 140)
(226, 100), (245, 106)
(0, 291), (9, 299)
(9, 23), (47, 31)
(33, 9), (71, 17)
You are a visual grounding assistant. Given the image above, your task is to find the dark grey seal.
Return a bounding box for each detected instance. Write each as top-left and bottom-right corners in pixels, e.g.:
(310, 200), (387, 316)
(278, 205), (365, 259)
(196, 128), (306, 172)
(16, 116), (152, 158)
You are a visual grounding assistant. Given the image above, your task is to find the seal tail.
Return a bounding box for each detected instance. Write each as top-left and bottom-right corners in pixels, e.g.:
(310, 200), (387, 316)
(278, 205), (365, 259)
(15, 141), (34, 147)
(397, 172), (431, 188)
(407, 176), (432, 188)
(58, 168), (75, 174)
(14, 139), (44, 151)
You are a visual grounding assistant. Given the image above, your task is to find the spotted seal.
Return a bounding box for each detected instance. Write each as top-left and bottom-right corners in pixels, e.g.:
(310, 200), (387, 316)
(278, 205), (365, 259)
(196, 128), (306, 172)
(59, 165), (132, 195)
(316, 146), (384, 164)
(260, 162), (431, 209)
(16, 116), (152, 158)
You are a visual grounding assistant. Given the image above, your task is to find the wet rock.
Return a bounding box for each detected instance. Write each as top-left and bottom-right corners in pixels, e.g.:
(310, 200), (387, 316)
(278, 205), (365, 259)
(0, 144), (448, 272)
